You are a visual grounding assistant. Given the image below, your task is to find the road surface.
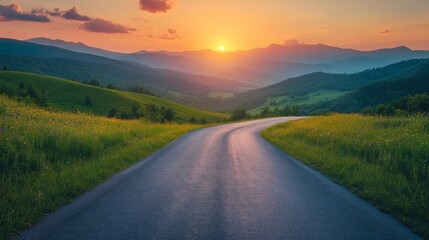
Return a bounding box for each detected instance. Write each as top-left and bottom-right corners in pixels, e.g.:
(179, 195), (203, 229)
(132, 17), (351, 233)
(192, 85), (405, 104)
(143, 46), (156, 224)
(19, 117), (421, 240)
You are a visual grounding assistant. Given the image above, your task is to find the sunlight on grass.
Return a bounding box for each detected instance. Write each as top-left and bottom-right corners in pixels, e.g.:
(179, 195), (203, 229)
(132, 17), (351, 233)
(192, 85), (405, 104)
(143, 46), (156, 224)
(262, 114), (429, 238)
(0, 95), (202, 239)
(0, 71), (229, 123)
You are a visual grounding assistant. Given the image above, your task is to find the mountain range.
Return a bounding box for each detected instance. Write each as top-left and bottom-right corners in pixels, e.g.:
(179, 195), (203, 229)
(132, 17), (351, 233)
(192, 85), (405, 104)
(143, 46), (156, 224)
(27, 37), (429, 87)
(0, 38), (248, 96)
(1, 37), (429, 114)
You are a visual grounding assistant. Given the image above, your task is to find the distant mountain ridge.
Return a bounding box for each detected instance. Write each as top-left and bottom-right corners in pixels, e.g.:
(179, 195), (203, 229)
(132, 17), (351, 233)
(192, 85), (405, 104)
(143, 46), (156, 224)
(0, 38), (248, 96)
(26, 37), (429, 87)
(27, 37), (126, 60)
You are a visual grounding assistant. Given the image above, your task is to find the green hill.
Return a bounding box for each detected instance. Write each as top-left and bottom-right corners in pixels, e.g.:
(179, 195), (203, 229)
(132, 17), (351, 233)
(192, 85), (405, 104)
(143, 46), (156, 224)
(189, 59), (429, 112)
(0, 71), (228, 123)
(303, 60), (429, 114)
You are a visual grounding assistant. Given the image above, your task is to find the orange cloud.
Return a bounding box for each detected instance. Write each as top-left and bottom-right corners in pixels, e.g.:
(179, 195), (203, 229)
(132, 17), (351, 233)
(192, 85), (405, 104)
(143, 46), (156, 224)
(159, 28), (180, 40)
(79, 18), (136, 34)
(31, 7), (63, 17)
(63, 7), (91, 21)
(139, 0), (173, 13)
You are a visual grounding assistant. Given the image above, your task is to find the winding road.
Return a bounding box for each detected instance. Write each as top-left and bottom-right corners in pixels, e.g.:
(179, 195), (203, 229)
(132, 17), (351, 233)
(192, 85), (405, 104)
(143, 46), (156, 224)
(19, 117), (420, 240)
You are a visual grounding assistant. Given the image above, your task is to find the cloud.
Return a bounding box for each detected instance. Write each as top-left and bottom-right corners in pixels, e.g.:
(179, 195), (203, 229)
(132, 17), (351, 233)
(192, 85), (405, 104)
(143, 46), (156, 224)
(25, 4), (135, 34)
(159, 28), (180, 40)
(283, 39), (300, 46)
(46, 8), (63, 17)
(146, 34), (154, 38)
(79, 18), (136, 34)
(63, 7), (91, 21)
(139, 0), (173, 13)
(32, 7), (64, 17)
(0, 3), (50, 22)
(30, 8), (44, 14)
(380, 29), (391, 34)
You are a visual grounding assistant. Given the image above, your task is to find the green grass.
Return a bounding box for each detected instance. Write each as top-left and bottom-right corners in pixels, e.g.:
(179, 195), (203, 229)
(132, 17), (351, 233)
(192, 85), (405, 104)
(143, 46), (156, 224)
(0, 95), (203, 239)
(251, 89), (351, 113)
(262, 114), (429, 239)
(0, 71), (228, 123)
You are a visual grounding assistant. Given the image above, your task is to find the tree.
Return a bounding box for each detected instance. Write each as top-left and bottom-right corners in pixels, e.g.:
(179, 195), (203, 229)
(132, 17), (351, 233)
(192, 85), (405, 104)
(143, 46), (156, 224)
(230, 109), (247, 121)
(161, 107), (175, 122)
(260, 107), (270, 118)
(118, 109), (132, 119)
(361, 106), (373, 115)
(84, 95), (92, 106)
(291, 105), (300, 116)
(129, 86), (156, 96)
(281, 105), (292, 116)
(36, 90), (48, 107)
(2, 66), (11, 71)
(107, 108), (117, 118)
(130, 104), (142, 118)
(88, 79), (100, 87)
(26, 85), (37, 99)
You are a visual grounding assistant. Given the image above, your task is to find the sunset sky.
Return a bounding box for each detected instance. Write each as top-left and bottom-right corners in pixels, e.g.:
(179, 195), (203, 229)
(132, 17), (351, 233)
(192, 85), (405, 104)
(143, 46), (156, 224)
(1, 0), (429, 52)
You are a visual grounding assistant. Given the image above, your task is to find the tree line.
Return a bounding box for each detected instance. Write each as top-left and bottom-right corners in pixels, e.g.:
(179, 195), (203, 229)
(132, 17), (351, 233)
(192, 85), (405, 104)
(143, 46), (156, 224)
(0, 81), (47, 107)
(106, 104), (176, 123)
(230, 105), (301, 121)
(362, 93), (429, 116)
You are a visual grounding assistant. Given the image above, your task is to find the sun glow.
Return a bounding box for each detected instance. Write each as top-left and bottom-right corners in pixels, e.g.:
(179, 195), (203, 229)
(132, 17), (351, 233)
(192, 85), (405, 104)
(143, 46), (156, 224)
(219, 45), (225, 51)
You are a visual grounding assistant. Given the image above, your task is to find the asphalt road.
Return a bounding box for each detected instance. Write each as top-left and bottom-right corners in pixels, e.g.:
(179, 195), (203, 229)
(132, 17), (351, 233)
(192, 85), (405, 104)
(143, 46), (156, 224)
(19, 117), (421, 240)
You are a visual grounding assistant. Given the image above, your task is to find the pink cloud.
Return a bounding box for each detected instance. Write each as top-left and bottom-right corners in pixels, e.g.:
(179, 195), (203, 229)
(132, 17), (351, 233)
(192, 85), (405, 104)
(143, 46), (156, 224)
(139, 0), (173, 13)
(159, 28), (180, 40)
(63, 7), (91, 21)
(32, 7), (64, 17)
(0, 3), (50, 22)
(79, 18), (136, 34)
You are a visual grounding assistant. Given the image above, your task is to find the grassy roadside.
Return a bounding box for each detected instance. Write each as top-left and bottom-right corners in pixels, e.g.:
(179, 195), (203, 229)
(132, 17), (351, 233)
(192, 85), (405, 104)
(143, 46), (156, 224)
(262, 114), (429, 239)
(0, 95), (203, 239)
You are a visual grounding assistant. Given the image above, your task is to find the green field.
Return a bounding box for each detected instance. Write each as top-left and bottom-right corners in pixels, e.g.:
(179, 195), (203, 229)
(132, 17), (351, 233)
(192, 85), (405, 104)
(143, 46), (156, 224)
(0, 95), (203, 239)
(262, 114), (429, 238)
(251, 89), (351, 113)
(0, 71), (228, 123)
(208, 92), (235, 98)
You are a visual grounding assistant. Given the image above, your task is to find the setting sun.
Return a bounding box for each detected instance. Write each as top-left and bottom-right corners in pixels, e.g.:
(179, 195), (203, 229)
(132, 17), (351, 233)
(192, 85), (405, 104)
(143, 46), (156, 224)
(219, 45), (225, 51)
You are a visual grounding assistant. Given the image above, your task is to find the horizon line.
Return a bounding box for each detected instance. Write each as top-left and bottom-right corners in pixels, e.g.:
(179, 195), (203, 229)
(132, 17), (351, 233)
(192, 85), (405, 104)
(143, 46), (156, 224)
(7, 36), (429, 54)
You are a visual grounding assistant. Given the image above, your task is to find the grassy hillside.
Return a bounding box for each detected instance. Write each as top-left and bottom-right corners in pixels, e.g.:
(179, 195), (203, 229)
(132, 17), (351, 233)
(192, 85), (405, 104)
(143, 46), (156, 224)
(191, 59), (429, 112)
(250, 89), (351, 113)
(0, 95), (204, 239)
(0, 71), (228, 123)
(303, 62), (429, 114)
(262, 115), (429, 238)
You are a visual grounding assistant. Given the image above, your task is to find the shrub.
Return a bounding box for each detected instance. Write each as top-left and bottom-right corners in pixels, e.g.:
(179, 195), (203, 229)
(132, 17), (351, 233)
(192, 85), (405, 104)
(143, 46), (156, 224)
(230, 109), (247, 121)
(84, 95), (92, 106)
